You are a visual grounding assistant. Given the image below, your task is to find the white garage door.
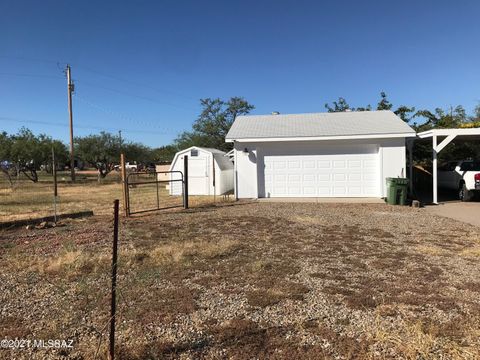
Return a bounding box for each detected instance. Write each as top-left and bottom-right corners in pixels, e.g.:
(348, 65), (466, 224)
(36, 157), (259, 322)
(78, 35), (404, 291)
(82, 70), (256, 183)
(263, 145), (379, 197)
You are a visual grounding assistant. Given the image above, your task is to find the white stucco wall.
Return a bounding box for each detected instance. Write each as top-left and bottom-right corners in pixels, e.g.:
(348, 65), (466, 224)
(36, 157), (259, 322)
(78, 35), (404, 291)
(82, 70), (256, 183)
(233, 138), (407, 199)
(234, 143), (258, 199)
(378, 138), (406, 197)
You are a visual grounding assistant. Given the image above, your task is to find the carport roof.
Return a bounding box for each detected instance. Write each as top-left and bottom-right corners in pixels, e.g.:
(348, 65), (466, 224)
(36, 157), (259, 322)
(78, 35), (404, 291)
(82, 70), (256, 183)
(226, 110), (416, 142)
(417, 128), (480, 139)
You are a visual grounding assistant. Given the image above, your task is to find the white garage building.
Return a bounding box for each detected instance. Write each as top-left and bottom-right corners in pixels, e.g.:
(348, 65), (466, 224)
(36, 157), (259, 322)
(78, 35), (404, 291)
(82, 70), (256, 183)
(225, 111), (416, 199)
(169, 146), (234, 196)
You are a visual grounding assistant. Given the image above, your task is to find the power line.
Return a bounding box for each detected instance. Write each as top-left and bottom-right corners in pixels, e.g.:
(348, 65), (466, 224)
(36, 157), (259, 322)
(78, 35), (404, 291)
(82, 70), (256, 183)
(0, 72), (197, 111)
(74, 94), (177, 132)
(74, 64), (198, 101)
(0, 116), (174, 135)
(0, 72), (63, 79)
(75, 79), (197, 111)
(0, 55), (60, 65)
(0, 71), (196, 111)
(0, 55), (198, 102)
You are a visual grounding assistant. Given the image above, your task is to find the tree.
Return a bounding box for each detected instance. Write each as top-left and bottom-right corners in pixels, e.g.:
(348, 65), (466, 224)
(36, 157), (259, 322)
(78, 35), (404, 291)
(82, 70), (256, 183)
(325, 97), (372, 112)
(325, 97), (353, 112)
(75, 132), (121, 179)
(376, 92), (393, 110)
(75, 132), (152, 179)
(0, 128), (69, 183)
(37, 135), (69, 173)
(413, 106), (467, 130)
(151, 145), (178, 163)
(375, 92), (415, 122)
(0, 131), (13, 184)
(9, 128), (39, 181)
(325, 93), (415, 122)
(474, 104), (480, 120)
(394, 105), (416, 123)
(175, 97), (254, 152)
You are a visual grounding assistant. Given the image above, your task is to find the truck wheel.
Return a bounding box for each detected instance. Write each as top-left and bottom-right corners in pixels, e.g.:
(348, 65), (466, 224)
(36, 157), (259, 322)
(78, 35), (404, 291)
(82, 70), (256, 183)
(459, 183), (472, 202)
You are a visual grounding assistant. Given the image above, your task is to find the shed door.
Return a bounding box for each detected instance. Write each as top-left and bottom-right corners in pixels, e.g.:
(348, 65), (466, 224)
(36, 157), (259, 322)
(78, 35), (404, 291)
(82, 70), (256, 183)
(188, 158), (209, 195)
(263, 145), (379, 197)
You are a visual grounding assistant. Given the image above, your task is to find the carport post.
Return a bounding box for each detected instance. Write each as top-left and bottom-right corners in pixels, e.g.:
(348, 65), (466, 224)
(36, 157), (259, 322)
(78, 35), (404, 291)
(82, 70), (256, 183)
(432, 135), (438, 204)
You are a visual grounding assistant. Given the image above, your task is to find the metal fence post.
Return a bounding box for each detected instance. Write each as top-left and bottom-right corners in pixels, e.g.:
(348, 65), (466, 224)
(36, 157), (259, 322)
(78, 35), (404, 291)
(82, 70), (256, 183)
(183, 155), (189, 209)
(155, 171), (160, 210)
(212, 155), (216, 202)
(120, 154), (129, 217)
(52, 147), (58, 224)
(109, 199), (119, 360)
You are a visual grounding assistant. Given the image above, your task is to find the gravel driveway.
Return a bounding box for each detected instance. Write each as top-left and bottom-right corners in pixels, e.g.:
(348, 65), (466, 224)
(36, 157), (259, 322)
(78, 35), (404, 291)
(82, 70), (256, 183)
(1, 201), (480, 359)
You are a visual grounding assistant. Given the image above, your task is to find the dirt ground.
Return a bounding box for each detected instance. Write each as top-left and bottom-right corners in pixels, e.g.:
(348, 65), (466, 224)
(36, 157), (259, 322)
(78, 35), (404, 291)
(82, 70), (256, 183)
(1, 201), (480, 359)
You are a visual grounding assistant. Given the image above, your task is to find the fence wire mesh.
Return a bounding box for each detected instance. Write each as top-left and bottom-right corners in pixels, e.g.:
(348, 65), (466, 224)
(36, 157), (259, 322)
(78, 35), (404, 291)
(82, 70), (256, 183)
(0, 169), (123, 224)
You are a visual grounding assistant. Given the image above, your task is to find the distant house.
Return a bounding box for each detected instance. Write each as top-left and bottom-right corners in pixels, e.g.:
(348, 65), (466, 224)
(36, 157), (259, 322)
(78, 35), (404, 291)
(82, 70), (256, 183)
(226, 110), (416, 199)
(169, 146), (234, 196)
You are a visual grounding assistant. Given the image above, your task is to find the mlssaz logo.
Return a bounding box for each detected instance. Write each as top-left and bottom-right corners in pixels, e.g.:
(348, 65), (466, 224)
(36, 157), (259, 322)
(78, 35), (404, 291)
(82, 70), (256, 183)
(32, 339), (74, 349)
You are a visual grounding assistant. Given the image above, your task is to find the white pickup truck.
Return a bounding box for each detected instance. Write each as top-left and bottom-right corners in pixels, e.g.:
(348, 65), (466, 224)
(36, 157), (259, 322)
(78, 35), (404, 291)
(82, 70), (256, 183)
(125, 162), (138, 171)
(438, 160), (480, 201)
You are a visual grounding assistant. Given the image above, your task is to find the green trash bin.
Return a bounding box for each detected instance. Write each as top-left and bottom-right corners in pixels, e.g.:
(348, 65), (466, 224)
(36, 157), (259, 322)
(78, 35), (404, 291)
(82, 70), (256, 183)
(386, 178), (397, 205)
(386, 178), (409, 205)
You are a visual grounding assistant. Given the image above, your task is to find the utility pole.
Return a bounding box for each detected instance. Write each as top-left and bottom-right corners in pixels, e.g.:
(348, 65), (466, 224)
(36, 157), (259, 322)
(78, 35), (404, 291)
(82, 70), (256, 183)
(66, 64), (75, 182)
(118, 130), (122, 152)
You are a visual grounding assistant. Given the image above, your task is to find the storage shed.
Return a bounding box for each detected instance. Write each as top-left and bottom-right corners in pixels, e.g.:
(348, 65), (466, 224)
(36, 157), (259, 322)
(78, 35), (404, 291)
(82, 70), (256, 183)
(169, 146), (234, 196)
(226, 110), (416, 199)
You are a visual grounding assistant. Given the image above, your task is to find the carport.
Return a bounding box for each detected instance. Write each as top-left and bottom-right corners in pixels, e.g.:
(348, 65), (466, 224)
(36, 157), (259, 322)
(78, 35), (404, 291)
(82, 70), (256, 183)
(408, 128), (480, 204)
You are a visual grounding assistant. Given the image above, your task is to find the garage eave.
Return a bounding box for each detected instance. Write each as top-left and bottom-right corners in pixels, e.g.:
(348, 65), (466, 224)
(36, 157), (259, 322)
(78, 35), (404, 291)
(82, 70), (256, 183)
(226, 132), (416, 143)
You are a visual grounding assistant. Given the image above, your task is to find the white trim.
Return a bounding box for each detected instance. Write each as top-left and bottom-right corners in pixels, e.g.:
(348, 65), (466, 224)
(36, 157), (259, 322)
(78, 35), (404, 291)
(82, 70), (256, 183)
(226, 132), (415, 143)
(435, 134), (456, 153)
(233, 148), (238, 200)
(379, 145), (384, 197)
(417, 128), (480, 138)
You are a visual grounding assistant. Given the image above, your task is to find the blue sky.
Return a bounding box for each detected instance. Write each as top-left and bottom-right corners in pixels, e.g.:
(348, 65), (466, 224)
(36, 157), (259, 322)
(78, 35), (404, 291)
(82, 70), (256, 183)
(1, 0), (479, 147)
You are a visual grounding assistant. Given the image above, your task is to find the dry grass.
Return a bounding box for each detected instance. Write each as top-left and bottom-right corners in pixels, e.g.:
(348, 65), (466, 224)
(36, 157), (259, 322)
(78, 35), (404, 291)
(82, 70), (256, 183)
(366, 310), (480, 359)
(150, 239), (241, 265)
(1, 202), (480, 359)
(39, 249), (111, 277)
(415, 244), (446, 256)
(0, 170), (233, 222)
(0, 171), (123, 222)
(460, 246), (480, 258)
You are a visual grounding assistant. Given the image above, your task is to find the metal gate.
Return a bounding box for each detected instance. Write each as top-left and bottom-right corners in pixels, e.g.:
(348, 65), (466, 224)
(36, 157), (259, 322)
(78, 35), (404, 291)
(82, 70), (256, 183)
(125, 170), (187, 216)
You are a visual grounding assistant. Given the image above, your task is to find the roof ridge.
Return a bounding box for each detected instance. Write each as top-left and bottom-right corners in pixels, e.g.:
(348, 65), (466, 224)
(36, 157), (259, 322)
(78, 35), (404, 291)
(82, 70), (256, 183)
(237, 110), (393, 118)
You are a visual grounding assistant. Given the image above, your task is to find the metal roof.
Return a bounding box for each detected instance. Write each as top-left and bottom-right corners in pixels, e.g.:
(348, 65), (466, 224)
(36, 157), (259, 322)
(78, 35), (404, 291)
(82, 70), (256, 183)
(226, 110), (415, 140)
(195, 146), (226, 154)
(171, 146), (233, 171)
